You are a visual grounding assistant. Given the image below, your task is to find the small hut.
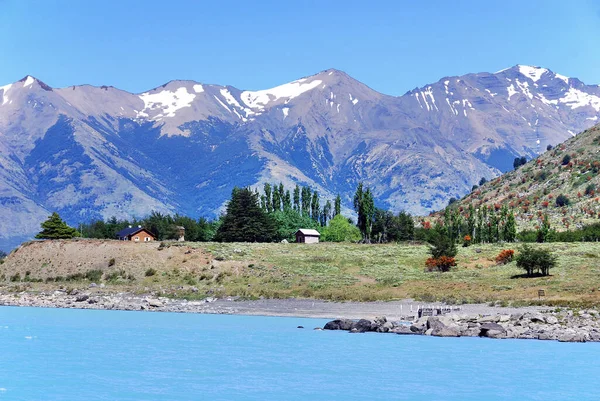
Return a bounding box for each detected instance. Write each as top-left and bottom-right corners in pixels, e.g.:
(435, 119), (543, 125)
(295, 229), (320, 244)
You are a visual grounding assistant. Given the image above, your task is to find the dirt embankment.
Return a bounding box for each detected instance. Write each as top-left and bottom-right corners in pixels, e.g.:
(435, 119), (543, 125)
(0, 239), (213, 281)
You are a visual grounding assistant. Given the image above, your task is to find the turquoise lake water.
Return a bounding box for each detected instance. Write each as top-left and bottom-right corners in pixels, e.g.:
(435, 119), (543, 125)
(0, 306), (599, 400)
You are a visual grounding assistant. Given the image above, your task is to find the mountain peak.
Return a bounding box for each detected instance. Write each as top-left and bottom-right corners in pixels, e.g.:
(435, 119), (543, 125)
(17, 75), (53, 91)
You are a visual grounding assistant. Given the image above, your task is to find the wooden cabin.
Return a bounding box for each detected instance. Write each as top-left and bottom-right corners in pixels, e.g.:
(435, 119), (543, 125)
(295, 229), (320, 244)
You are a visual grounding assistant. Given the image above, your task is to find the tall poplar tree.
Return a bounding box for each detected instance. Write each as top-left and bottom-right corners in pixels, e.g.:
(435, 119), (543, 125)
(334, 194), (341, 216)
(293, 185), (300, 212)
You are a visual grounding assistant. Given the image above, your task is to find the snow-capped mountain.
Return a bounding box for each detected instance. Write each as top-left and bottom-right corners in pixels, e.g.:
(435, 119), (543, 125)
(1, 65), (599, 249)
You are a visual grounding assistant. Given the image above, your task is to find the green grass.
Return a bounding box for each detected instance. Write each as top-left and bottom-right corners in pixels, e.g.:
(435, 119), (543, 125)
(7, 241), (600, 307)
(159, 241), (600, 307)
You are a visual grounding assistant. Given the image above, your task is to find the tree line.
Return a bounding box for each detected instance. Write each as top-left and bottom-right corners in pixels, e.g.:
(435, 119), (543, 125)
(73, 182), (414, 244)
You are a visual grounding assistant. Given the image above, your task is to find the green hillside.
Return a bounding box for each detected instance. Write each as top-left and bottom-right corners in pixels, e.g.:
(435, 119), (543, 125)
(438, 124), (600, 233)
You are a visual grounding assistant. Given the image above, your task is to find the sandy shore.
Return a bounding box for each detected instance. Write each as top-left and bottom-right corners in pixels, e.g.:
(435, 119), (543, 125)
(0, 290), (547, 320)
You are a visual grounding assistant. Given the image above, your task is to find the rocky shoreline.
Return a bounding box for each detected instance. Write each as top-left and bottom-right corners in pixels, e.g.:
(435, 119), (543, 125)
(2, 289), (599, 342)
(323, 311), (600, 343)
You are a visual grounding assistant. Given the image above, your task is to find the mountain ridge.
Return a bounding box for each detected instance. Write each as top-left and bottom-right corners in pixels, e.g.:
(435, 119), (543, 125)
(1, 65), (599, 250)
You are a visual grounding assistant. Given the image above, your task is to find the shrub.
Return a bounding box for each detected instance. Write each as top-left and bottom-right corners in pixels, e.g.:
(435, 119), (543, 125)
(516, 245), (557, 276)
(425, 256), (457, 272)
(108, 258), (116, 267)
(145, 268), (157, 277)
(85, 269), (103, 282)
(562, 154), (571, 165)
(495, 249), (514, 265)
(585, 184), (595, 196)
(426, 225), (457, 272)
(555, 194), (569, 207)
(462, 235), (472, 247)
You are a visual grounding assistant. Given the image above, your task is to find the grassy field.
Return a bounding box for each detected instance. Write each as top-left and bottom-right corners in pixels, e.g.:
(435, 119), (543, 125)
(165, 241), (600, 307)
(4, 240), (600, 307)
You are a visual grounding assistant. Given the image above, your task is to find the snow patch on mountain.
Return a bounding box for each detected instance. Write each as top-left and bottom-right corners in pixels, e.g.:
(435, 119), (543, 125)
(239, 78), (322, 111)
(555, 73), (569, 84)
(193, 84), (204, 93)
(559, 88), (600, 112)
(1, 83), (11, 105)
(507, 84), (517, 100)
(23, 76), (35, 88)
(518, 65), (548, 82)
(138, 87), (196, 118)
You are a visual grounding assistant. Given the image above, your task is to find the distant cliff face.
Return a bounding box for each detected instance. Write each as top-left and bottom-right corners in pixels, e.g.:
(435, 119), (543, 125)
(1, 66), (599, 250)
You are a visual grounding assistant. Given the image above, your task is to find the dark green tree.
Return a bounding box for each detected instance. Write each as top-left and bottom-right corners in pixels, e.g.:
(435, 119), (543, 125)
(36, 212), (80, 239)
(503, 210), (517, 242)
(516, 245), (557, 276)
(555, 194), (569, 207)
(311, 190), (320, 221)
(301, 186), (311, 217)
(283, 190), (292, 211)
(334, 194), (341, 216)
(272, 183), (282, 212)
(536, 214), (551, 243)
(293, 185), (300, 212)
(215, 187), (278, 242)
(353, 183), (375, 242)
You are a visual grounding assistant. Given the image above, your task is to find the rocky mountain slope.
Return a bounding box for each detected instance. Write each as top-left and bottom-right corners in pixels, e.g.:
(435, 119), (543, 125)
(1, 66), (599, 249)
(441, 123), (600, 231)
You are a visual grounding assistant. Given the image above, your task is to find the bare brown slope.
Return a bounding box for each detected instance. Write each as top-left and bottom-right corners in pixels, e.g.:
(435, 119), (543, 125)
(0, 239), (212, 281)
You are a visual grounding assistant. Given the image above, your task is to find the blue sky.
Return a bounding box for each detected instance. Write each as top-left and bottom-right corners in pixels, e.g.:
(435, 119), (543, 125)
(1, 0), (599, 95)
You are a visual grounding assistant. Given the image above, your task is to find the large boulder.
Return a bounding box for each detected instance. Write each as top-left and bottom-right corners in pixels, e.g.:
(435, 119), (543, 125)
(352, 319), (376, 333)
(432, 326), (460, 337)
(427, 316), (460, 337)
(479, 322), (507, 338)
(323, 319), (354, 331)
(558, 332), (586, 343)
(391, 325), (416, 335)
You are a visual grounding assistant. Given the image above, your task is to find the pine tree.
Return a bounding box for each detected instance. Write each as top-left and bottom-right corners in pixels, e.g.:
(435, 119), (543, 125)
(334, 194), (341, 216)
(215, 187), (278, 242)
(35, 212), (79, 239)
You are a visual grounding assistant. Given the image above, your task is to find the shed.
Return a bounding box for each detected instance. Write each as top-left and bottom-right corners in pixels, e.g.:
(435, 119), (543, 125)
(295, 229), (321, 244)
(116, 226), (155, 242)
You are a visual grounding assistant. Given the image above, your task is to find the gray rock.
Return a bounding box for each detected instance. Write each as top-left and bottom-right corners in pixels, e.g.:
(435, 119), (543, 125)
(148, 299), (163, 308)
(558, 333), (586, 343)
(479, 322), (507, 338)
(432, 326), (460, 337)
(351, 319), (375, 333)
(89, 283), (97, 288)
(545, 316), (558, 325)
(75, 294), (89, 302)
(376, 321), (394, 333)
(323, 319), (354, 331)
(391, 325), (415, 335)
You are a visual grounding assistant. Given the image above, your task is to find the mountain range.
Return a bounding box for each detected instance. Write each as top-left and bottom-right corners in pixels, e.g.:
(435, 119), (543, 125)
(1, 65), (599, 250)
